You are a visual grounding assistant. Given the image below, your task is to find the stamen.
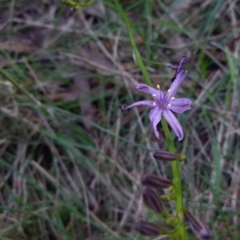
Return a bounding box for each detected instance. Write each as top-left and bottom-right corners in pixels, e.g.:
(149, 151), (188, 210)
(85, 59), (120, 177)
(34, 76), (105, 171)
(152, 94), (157, 97)
(167, 104), (171, 107)
(167, 89), (171, 93)
(171, 97), (175, 100)
(153, 102), (156, 106)
(157, 84), (160, 89)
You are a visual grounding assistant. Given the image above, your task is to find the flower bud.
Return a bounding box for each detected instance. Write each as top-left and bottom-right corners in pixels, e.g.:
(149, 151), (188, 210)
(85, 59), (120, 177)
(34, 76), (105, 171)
(135, 220), (160, 236)
(142, 187), (164, 213)
(184, 210), (212, 239)
(153, 150), (177, 161)
(141, 173), (172, 189)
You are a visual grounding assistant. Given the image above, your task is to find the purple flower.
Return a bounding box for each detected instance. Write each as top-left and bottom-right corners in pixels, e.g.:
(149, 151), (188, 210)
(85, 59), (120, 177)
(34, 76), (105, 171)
(122, 70), (191, 140)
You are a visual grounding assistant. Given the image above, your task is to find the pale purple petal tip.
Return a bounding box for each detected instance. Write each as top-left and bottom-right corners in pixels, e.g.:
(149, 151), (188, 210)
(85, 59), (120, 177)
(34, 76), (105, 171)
(163, 110), (183, 141)
(169, 98), (192, 114)
(122, 100), (155, 110)
(137, 84), (159, 95)
(149, 108), (163, 138)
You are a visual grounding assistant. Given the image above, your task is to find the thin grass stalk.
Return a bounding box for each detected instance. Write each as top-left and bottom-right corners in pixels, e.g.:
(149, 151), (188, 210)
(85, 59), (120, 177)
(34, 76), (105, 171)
(114, 0), (152, 86)
(0, 69), (39, 104)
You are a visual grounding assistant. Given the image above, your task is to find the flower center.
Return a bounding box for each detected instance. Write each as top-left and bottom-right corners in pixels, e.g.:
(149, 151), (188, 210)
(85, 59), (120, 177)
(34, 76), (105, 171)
(159, 102), (167, 109)
(152, 85), (175, 110)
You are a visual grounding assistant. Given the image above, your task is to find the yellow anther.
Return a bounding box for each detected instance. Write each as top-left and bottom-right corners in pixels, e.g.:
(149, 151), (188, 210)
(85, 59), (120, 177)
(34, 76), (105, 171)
(153, 102), (156, 106)
(157, 84), (160, 89)
(168, 103), (171, 107)
(171, 97), (175, 100)
(152, 94), (157, 97)
(167, 89), (171, 93)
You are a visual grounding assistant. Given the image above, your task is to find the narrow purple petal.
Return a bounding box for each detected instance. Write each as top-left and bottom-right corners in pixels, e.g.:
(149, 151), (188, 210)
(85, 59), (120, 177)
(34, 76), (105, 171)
(165, 70), (187, 101)
(163, 110), (183, 141)
(148, 108), (162, 138)
(176, 56), (187, 74)
(168, 98), (192, 114)
(137, 84), (159, 95)
(122, 100), (155, 110)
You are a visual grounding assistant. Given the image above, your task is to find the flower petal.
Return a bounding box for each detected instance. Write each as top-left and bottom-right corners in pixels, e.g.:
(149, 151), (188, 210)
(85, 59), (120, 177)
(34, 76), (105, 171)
(149, 108), (162, 138)
(168, 98), (192, 114)
(137, 84), (160, 95)
(163, 110), (183, 141)
(165, 70), (187, 101)
(122, 100), (155, 110)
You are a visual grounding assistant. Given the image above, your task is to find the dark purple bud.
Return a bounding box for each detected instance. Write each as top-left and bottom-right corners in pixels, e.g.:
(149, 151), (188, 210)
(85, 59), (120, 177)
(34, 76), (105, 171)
(153, 150), (177, 161)
(141, 173), (172, 189)
(184, 210), (212, 239)
(142, 187), (164, 213)
(176, 56), (187, 74)
(169, 56), (187, 82)
(135, 220), (160, 236)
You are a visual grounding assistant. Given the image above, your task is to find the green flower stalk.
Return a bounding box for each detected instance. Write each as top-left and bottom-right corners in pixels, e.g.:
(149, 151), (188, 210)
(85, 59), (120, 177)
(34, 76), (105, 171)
(115, 0), (192, 238)
(122, 56), (190, 239)
(161, 116), (186, 239)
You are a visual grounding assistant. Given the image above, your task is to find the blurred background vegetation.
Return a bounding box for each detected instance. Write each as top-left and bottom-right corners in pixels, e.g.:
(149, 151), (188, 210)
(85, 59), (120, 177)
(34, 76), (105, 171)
(0, 0), (240, 239)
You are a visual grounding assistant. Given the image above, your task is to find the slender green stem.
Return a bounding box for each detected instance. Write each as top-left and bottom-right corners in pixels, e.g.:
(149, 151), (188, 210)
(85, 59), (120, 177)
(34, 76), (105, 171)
(145, 0), (154, 65)
(114, 0), (152, 86)
(114, 1), (186, 238)
(161, 118), (186, 240)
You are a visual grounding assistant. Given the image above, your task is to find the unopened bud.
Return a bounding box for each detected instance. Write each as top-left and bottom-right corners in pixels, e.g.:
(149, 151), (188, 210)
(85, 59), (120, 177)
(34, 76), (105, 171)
(142, 187), (164, 213)
(141, 173), (172, 189)
(135, 220), (160, 236)
(184, 210), (212, 239)
(153, 150), (177, 161)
